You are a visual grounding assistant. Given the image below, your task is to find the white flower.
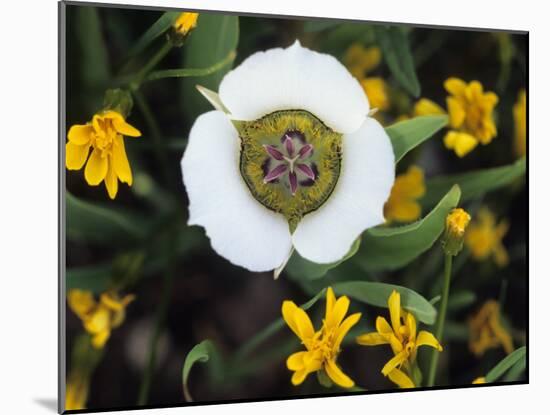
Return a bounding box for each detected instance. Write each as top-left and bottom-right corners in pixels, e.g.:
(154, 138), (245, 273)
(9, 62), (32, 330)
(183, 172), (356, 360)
(181, 41), (395, 274)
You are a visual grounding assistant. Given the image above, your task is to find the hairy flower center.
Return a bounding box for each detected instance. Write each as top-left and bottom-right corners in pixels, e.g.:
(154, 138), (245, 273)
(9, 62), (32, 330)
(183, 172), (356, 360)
(237, 110), (342, 231)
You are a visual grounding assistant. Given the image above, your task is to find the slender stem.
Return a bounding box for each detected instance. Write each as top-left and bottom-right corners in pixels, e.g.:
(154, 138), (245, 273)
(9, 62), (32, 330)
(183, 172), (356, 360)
(426, 253), (453, 387)
(137, 233), (177, 406)
(130, 40), (173, 91)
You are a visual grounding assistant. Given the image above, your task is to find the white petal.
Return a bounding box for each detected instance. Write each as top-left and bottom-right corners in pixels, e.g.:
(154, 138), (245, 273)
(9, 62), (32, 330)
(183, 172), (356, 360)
(181, 111), (293, 272)
(292, 117), (395, 264)
(219, 41), (369, 134)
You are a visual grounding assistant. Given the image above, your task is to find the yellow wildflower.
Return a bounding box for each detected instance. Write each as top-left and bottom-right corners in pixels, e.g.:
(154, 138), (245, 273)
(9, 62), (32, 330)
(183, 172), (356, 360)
(472, 376), (486, 384)
(413, 78), (498, 157)
(513, 89), (526, 157)
(68, 289), (135, 349)
(356, 290), (442, 388)
(282, 287), (361, 388)
(344, 43), (381, 79)
(465, 208), (509, 267)
(468, 300), (513, 357)
(443, 77), (499, 157)
(360, 77), (390, 111)
(66, 110), (141, 199)
(65, 369), (90, 410)
(384, 165), (426, 223)
(173, 12), (199, 36)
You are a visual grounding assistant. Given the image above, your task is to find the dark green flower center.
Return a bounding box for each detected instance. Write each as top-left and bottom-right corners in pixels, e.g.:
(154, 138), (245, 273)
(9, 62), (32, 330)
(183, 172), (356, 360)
(236, 110), (343, 231)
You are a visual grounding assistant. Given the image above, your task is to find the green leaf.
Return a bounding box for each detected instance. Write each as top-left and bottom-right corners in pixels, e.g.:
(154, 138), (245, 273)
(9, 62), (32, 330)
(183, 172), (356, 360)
(374, 25), (420, 97)
(146, 50), (236, 82)
(332, 281), (437, 324)
(125, 12), (180, 60)
(181, 14), (239, 121)
(66, 192), (148, 245)
(75, 6), (110, 88)
(448, 290), (477, 311)
(485, 346), (526, 382)
(386, 115), (449, 163)
(502, 355), (527, 382)
(285, 238), (361, 281)
(303, 20), (341, 33)
(422, 158), (526, 208)
(353, 185), (461, 271)
(66, 264), (112, 293)
(182, 340), (219, 402)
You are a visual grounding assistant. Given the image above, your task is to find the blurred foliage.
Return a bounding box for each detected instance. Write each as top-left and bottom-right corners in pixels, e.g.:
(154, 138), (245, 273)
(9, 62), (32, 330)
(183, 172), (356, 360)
(64, 3), (527, 411)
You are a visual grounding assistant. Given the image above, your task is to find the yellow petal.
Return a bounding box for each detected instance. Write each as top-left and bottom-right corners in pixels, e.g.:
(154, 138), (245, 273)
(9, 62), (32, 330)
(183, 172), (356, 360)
(361, 77), (390, 111)
(381, 350), (408, 376)
(67, 124), (93, 145)
(406, 312), (417, 342)
(388, 290), (402, 336)
(444, 131), (478, 158)
(291, 369), (309, 386)
(104, 161), (118, 199)
(387, 368), (415, 388)
(472, 377), (486, 384)
(67, 289), (96, 320)
(282, 301), (314, 341)
(356, 332), (389, 346)
(388, 334), (404, 355)
(84, 148), (108, 185)
(84, 306), (110, 334)
(333, 312), (361, 352)
(287, 351), (307, 371)
(446, 97), (466, 128)
(416, 330), (443, 351)
(112, 135), (133, 184)
(386, 199), (421, 223)
(324, 359), (354, 388)
(66, 142), (91, 170)
(413, 98), (446, 117)
(376, 316), (393, 335)
(106, 111), (141, 137)
(326, 295), (350, 330)
(91, 329), (110, 349)
(444, 77), (467, 96)
(493, 243), (509, 268)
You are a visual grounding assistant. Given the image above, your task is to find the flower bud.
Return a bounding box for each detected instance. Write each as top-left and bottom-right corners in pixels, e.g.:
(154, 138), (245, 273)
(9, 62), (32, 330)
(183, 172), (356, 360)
(442, 208), (471, 256)
(102, 88), (134, 118)
(170, 12), (199, 46)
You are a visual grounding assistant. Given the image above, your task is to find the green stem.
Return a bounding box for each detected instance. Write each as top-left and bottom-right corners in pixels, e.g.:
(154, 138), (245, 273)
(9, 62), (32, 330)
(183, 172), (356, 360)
(137, 233), (177, 406)
(426, 253), (453, 387)
(130, 40), (173, 91)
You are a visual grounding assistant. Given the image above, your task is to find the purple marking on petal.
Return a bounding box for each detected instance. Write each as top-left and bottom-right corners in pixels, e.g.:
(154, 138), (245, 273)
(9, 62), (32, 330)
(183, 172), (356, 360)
(298, 144), (314, 159)
(289, 171), (298, 195)
(296, 163), (315, 180)
(263, 145), (284, 160)
(264, 164), (288, 183)
(284, 135), (295, 157)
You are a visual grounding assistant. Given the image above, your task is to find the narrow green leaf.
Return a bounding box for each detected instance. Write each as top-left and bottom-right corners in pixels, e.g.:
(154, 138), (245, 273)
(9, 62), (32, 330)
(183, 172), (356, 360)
(66, 192), (148, 245)
(234, 288), (326, 360)
(374, 25), (420, 97)
(75, 6), (110, 87)
(502, 355), (527, 382)
(485, 346), (526, 382)
(353, 185), (461, 271)
(448, 290), (477, 311)
(146, 50), (236, 82)
(125, 12), (180, 60)
(66, 264), (112, 293)
(285, 238), (361, 281)
(182, 340), (218, 402)
(333, 281), (437, 324)
(422, 158), (526, 208)
(386, 115), (449, 162)
(303, 20), (341, 33)
(181, 14), (239, 122)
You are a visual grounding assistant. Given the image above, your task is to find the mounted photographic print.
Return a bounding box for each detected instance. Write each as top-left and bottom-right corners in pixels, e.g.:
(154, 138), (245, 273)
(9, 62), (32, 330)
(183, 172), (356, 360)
(59, 1), (528, 413)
